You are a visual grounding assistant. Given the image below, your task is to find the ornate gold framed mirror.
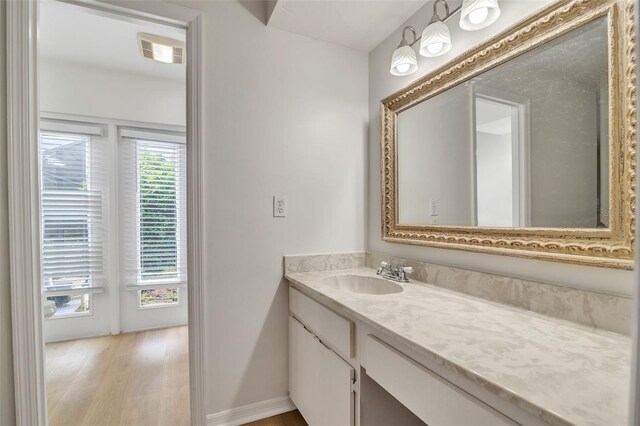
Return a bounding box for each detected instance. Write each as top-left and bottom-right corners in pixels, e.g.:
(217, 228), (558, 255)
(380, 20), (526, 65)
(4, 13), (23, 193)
(381, 0), (636, 269)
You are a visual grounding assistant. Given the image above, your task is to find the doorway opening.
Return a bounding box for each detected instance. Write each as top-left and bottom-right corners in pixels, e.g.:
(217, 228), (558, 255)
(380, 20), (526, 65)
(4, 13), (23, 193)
(39, 2), (189, 424)
(473, 93), (530, 227)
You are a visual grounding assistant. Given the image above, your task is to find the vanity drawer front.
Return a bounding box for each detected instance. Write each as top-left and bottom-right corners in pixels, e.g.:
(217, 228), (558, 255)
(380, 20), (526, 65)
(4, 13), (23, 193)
(362, 335), (516, 426)
(289, 287), (354, 358)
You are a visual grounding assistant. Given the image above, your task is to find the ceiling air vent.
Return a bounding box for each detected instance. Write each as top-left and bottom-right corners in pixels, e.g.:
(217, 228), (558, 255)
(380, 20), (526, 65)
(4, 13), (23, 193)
(138, 33), (185, 64)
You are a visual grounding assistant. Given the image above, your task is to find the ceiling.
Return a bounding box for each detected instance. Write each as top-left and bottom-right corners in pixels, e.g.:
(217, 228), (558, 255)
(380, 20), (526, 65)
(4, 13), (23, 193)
(476, 17), (608, 95)
(472, 17), (608, 136)
(39, 0), (186, 81)
(267, 0), (429, 52)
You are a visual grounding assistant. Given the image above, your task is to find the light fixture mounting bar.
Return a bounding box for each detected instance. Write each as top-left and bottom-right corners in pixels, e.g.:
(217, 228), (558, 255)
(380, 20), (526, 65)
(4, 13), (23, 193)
(408, 4), (462, 47)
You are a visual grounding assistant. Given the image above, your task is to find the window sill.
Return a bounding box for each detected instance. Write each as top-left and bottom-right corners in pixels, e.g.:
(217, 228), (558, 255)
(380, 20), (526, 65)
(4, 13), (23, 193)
(125, 282), (187, 291)
(42, 286), (105, 298)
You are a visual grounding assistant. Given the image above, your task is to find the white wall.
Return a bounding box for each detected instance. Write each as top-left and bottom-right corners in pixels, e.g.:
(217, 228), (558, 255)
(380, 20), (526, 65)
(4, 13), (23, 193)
(172, 0), (368, 416)
(397, 83), (473, 225)
(526, 76), (598, 227)
(39, 59), (186, 126)
(0, 2), (16, 425)
(476, 131), (513, 227)
(368, 0), (633, 296)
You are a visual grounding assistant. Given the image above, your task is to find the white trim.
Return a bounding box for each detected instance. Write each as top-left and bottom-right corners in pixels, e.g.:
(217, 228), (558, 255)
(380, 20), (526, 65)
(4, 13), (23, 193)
(43, 286), (105, 297)
(632, 227), (640, 425)
(44, 331), (111, 344)
(84, 0), (198, 27)
(119, 322), (188, 334)
(107, 120), (121, 335)
(45, 310), (93, 321)
(469, 86), (478, 226)
(126, 282), (188, 291)
(630, 3), (640, 424)
(39, 119), (105, 136)
(207, 397), (297, 426)
(7, 1), (48, 424)
(120, 127), (186, 144)
(137, 302), (182, 311)
(41, 111), (185, 133)
(186, 14), (207, 426)
(8, 2), (206, 425)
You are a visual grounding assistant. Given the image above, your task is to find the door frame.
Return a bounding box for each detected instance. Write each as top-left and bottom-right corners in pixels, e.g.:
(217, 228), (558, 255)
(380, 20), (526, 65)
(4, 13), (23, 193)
(471, 86), (531, 227)
(6, 1), (206, 424)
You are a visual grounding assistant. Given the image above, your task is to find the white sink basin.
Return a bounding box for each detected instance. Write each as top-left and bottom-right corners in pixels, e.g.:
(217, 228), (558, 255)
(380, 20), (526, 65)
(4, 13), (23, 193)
(322, 275), (403, 295)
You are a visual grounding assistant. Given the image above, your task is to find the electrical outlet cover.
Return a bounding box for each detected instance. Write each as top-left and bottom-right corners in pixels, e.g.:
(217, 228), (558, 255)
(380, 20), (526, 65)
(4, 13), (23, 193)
(429, 199), (438, 216)
(273, 196), (286, 217)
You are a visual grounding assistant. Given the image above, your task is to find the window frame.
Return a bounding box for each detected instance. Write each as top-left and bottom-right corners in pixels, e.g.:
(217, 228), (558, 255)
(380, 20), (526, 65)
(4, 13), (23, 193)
(39, 119), (109, 318)
(39, 113), (188, 324)
(118, 127), (187, 308)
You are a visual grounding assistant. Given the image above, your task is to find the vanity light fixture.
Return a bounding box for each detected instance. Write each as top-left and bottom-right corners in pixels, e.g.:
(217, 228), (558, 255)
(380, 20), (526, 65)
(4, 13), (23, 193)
(419, 1), (452, 58)
(390, 27), (419, 76)
(459, 0), (501, 30)
(390, 0), (501, 75)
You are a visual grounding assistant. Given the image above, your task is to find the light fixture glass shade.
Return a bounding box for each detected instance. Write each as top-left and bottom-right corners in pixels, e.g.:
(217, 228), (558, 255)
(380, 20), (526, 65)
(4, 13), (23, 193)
(390, 44), (418, 76)
(152, 44), (174, 63)
(419, 21), (452, 58)
(459, 0), (500, 31)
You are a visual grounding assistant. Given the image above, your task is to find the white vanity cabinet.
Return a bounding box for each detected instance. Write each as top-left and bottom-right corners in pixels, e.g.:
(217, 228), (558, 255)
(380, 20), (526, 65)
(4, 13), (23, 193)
(289, 288), (356, 425)
(289, 317), (355, 425)
(288, 285), (531, 426)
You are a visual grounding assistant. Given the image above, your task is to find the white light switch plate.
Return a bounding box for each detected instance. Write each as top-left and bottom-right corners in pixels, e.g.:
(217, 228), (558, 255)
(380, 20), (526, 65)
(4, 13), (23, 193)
(429, 199), (438, 216)
(273, 196), (287, 217)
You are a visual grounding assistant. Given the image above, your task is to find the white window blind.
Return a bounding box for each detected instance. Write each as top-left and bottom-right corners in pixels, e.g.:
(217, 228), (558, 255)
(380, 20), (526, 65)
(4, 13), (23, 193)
(120, 135), (187, 286)
(40, 131), (106, 289)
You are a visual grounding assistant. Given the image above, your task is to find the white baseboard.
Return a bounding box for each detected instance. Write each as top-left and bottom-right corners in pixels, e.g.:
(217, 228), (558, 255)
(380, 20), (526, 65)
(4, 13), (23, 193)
(207, 396), (296, 426)
(120, 322), (188, 334)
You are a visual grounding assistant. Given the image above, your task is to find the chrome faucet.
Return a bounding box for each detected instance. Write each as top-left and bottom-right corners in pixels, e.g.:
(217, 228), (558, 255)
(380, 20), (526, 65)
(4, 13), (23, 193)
(376, 261), (413, 283)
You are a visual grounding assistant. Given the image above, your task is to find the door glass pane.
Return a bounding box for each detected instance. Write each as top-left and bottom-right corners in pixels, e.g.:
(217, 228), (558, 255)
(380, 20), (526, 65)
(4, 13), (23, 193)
(140, 288), (178, 307)
(44, 293), (92, 319)
(40, 132), (99, 289)
(138, 141), (180, 281)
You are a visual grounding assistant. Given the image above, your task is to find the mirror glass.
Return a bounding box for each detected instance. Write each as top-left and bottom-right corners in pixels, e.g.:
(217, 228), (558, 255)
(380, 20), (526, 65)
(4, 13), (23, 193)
(397, 17), (609, 228)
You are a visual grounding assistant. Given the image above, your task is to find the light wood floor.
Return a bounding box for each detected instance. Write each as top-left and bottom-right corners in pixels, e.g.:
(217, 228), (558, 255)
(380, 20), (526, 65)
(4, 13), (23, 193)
(243, 410), (307, 426)
(46, 326), (190, 426)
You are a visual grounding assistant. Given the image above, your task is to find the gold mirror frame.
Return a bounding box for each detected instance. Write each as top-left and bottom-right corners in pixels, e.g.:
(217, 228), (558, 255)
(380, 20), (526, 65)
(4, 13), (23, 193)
(381, 0), (636, 269)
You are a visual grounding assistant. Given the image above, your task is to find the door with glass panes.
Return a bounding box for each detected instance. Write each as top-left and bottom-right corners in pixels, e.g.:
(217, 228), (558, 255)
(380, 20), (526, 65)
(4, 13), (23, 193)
(40, 123), (112, 341)
(118, 129), (188, 332)
(40, 120), (187, 341)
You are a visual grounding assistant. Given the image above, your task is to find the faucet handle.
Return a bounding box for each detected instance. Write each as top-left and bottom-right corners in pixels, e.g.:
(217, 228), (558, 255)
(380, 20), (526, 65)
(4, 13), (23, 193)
(380, 261), (390, 268)
(398, 266), (413, 282)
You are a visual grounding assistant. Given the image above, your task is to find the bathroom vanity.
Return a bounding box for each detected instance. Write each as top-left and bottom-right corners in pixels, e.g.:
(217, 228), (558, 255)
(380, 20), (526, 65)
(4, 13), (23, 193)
(284, 254), (631, 426)
(283, 0), (636, 423)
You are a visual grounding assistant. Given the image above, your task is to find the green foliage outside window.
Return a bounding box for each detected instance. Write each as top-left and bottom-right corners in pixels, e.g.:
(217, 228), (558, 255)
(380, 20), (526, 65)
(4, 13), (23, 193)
(139, 149), (178, 280)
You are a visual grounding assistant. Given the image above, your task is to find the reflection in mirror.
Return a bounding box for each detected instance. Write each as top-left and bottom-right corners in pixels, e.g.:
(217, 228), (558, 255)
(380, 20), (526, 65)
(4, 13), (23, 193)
(397, 17), (609, 229)
(475, 97), (522, 227)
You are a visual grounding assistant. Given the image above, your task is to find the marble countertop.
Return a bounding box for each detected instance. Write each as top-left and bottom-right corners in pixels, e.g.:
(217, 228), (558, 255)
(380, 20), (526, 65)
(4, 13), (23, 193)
(285, 268), (631, 426)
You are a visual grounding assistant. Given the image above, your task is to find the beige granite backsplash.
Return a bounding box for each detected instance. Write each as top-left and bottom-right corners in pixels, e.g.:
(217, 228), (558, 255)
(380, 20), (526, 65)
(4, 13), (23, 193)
(284, 252), (365, 274)
(366, 252), (632, 335)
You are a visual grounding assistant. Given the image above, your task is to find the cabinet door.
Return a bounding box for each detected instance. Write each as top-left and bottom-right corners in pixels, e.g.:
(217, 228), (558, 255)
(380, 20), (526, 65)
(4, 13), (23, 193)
(289, 316), (354, 426)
